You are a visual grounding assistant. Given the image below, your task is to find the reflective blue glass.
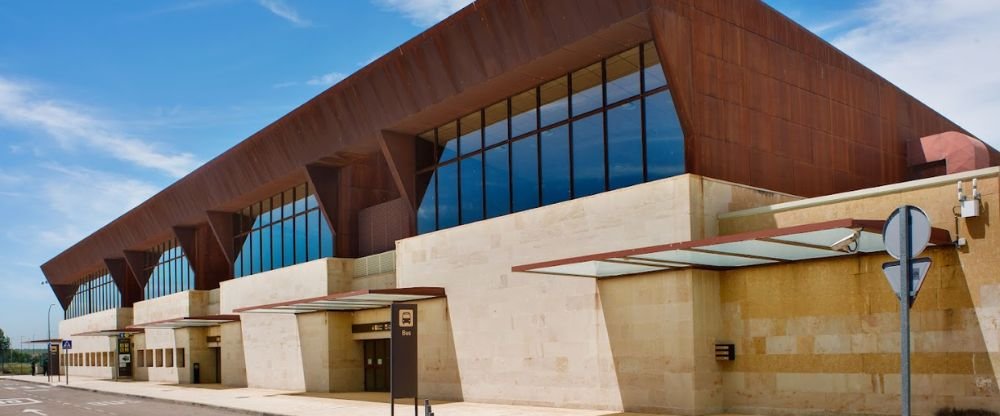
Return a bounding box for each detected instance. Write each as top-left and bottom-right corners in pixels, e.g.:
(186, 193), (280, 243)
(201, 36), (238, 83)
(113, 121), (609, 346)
(607, 101), (643, 189)
(283, 218), (295, 267)
(541, 125), (570, 205)
(295, 214), (307, 264)
(572, 62), (603, 116)
(511, 136), (539, 212)
(539, 77), (568, 127)
(459, 112), (482, 156)
(461, 155), (484, 224)
(438, 122), (458, 162)
(572, 113), (605, 197)
(319, 214), (335, 258)
(484, 101), (508, 147)
(510, 89), (537, 137)
(484, 145), (510, 218)
(645, 91), (685, 180)
(417, 173), (437, 234)
(436, 163), (459, 229)
(606, 47), (641, 104)
(643, 42), (667, 91)
(306, 210), (320, 261)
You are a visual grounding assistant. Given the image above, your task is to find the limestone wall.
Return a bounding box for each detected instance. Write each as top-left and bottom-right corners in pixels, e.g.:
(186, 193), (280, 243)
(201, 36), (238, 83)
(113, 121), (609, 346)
(717, 168), (1000, 414)
(58, 308), (132, 379)
(394, 175), (791, 412)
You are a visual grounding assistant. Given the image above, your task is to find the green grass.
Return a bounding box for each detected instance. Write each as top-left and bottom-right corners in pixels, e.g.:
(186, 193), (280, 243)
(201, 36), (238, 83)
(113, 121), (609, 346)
(0, 363), (36, 375)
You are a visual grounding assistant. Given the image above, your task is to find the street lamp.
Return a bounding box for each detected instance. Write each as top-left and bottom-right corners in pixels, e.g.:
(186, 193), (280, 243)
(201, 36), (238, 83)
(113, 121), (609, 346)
(47, 303), (55, 383)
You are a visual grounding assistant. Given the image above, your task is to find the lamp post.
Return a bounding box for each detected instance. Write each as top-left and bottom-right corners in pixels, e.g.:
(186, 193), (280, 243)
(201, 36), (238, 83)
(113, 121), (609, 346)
(47, 303), (55, 383)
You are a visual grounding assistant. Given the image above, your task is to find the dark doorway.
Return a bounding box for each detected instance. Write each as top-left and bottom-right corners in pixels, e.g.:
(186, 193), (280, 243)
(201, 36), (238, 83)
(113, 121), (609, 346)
(213, 347), (221, 383)
(363, 339), (389, 392)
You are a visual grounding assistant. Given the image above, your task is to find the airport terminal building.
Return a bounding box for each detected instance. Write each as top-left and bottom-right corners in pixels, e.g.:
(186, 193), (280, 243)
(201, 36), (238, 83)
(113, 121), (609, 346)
(42, 1), (1000, 414)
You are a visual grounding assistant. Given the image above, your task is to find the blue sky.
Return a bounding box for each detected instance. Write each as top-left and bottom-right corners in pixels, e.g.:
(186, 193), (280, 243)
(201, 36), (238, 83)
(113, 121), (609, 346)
(1, 0), (997, 345)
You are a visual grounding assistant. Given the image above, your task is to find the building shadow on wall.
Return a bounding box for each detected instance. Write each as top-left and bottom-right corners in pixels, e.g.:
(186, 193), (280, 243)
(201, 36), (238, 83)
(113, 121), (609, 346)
(597, 273), (692, 415)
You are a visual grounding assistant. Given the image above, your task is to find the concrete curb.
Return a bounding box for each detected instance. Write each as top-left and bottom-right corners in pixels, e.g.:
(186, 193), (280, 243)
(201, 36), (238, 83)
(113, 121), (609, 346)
(5, 377), (289, 416)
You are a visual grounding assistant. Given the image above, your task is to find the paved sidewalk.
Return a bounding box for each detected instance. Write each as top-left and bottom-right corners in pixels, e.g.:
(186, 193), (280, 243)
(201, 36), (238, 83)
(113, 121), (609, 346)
(2, 375), (661, 416)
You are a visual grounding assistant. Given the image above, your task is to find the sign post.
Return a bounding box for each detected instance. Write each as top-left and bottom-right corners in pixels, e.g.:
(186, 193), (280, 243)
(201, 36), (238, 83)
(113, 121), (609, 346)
(881, 205), (933, 416)
(61, 340), (72, 385)
(390, 304), (418, 416)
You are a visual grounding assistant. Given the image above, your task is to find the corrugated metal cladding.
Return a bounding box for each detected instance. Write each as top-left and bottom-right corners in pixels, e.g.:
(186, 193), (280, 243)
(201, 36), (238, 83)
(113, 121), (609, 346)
(42, 0), (995, 301)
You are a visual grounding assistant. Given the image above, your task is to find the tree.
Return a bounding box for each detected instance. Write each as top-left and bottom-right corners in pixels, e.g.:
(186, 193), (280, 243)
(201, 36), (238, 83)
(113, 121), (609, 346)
(0, 328), (8, 372)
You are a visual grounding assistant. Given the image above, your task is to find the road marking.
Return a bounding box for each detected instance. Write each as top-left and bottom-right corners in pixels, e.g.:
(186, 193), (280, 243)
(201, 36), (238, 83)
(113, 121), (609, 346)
(22, 409), (47, 416)
(87, 400), (141, 406)
(0, 398), (42, 407)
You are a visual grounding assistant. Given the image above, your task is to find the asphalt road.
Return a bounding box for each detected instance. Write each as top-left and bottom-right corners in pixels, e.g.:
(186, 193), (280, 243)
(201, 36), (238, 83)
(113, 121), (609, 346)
(0, 379), (245, 416)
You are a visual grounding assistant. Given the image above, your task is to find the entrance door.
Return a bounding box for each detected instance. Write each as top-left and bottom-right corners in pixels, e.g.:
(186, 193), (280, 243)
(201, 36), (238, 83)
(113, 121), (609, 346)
(363, 339), (389, 392)
(213, 348), (221, 383)
(117, 338), (133, 378)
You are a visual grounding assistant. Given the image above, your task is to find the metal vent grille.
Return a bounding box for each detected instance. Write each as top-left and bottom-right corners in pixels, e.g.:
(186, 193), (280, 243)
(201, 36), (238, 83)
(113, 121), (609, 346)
(353, 250), (396, 278)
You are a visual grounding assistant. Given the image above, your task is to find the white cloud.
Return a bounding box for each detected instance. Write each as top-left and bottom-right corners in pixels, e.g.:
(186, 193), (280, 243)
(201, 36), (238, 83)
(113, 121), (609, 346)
(373, 0), (471, 26)
(257, 0), (311, 27)
(306, 72), (347, 86)
(0, 77), (200, 178)
(830, 0), (1000, 148)
(36, 165), (159, 247)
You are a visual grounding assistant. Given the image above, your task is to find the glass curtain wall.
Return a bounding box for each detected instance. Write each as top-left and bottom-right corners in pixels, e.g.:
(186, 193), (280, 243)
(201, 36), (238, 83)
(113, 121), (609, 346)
(416, 41), (685, 234)
(232, 182), (334, 278)
(66, 269), (121, 319)
(143, 239), (195, 299)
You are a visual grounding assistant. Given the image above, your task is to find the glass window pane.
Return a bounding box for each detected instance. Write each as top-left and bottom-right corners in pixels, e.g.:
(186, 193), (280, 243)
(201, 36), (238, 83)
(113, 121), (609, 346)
(539, 76), (568, 127)
(572, 113), (605, 197)
(606, 47), (641, 104)
(484, 100), (508, 147)
(643, 42), (667, 91)
(511, 135), (539, 212)
(250, 202), (263, 229)
(260, 226), (271, 272)
(307, 210), (320, 261)
(294, 184), (307, 214)
(271, 223), (282, 269)
(417, 172), (437, 234)
(608, 101), (643, 189)
(319, 214), (334, 258)
(240, 233), (252, 277)
(459, 111), (482, 156)
(572, 62), (603, 116)
(437, 122), (458, 162)
(541, 125), (570, 205)
(271, 195), (283, 222)
(645, 91), (685, 180)
(510, 89), (537, 138)
(283, 218), (295, 266)
(436, 163), (459, 229)
(295, 215), (307, 264)
(485, 145), (510, 219)
(247, 231), (260, 274)
(460, 155), (484, 224)
(282, 190), (295, 218)
(417, 129), (437, 168)
(260, 198), (271, 228)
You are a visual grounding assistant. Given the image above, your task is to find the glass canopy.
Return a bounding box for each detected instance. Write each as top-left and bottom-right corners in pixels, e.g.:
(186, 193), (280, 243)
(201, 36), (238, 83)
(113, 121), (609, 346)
(513, 219), (952, 278)
(233, 287), (446, 314)
(129, 315), (241, 330)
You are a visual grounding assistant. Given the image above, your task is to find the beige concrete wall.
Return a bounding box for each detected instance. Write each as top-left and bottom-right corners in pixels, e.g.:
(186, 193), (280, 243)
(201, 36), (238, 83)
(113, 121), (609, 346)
(58, 308), (133, 379)
(133, 290), (210, 324)
(220, 321), (247, 387)
(394, 175), (790, 411)
(597, 270), (723, 415)
(221, 258), (353, 314)
(717, 169), (1000, 415)
(327, 313), (363, 392)
(227, 258), (354, 391)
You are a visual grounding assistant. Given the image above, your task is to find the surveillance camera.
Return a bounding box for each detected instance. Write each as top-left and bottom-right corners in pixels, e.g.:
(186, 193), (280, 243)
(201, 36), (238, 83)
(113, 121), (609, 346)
(830, 230), (860, 253)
